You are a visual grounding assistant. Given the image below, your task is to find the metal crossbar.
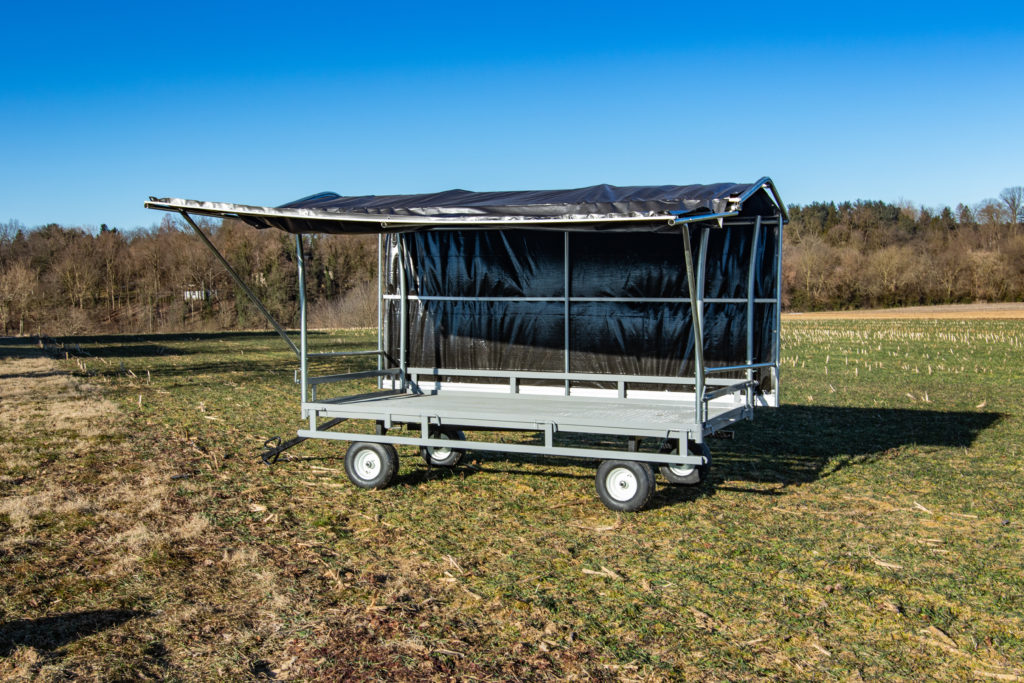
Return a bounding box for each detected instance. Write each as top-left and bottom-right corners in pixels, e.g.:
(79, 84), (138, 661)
(308, 368), (399, 386)
(308, 350), (384, 358)
(406, 367), (697, 385)
(703, 380), (759, 402)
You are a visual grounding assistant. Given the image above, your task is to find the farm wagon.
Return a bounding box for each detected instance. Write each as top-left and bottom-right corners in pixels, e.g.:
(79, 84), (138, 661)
(145, 178), (786, 511)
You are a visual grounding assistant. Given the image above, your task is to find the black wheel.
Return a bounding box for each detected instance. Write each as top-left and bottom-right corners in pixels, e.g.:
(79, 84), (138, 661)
(344, 442), (399, 490)
(657, 440), (711, 486)
(420, 426), (466, 467)
(595, 460), (655, 512)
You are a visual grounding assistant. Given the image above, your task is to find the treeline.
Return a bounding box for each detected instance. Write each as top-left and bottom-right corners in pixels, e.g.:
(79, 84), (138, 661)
(1, 187), (1022, 336)
(783, 187), (1023, 309)
(0, 216), (376, 336)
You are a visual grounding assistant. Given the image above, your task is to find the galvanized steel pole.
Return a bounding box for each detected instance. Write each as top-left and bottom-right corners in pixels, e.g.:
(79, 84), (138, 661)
(747, 217), (761, 406)
(398, 233), (408, 392)
(377, 233), (383, 383)
(681, 225), (705, 426)
(295, 235), (309, 411)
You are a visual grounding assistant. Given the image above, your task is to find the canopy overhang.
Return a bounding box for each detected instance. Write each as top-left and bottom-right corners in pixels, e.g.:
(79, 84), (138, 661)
(144, 177), (787, 234)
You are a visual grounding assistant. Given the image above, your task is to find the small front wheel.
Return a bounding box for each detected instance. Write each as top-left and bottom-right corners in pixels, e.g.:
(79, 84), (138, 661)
(595, 460), (655, 512)
(420, 426), (466, 467)
(658, 440), (711, 486)
(345, 442), (399, 490)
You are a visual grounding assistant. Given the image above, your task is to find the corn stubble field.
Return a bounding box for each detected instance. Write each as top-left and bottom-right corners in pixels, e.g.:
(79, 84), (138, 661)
(0, 318), (1022, 680)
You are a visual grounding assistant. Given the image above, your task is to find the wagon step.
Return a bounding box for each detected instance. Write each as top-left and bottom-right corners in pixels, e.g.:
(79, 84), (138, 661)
(259, 417), (347, 464)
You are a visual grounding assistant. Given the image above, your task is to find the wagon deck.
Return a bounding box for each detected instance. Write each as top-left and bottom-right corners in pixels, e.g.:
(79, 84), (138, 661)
(300, 389), (748, 463)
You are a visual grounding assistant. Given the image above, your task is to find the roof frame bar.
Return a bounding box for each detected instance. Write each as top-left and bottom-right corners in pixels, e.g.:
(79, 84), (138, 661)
(733, 177), (789, 221)
(144, 177), (787, 232)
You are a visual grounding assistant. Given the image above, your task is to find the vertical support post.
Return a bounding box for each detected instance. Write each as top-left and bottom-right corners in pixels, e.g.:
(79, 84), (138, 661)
(697, 227), (709, 421)
(697, 227), (709, 334)
(383, 234), (391, 388)
(773, 216), (783, 404)
(681, 225), (705, 426)
(747, 217), (761, 408)
(563, 231), (570, 396)
(295, 235), (309, 413)
(398, 233), (409, 393)
(377, 233), (383, 386)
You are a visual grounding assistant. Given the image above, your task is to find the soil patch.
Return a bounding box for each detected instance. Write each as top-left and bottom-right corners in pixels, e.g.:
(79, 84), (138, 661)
(784, 302), (1024, 320)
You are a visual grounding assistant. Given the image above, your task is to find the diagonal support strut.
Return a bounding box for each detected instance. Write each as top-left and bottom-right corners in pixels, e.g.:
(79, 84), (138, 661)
(178, 210), (300, 359)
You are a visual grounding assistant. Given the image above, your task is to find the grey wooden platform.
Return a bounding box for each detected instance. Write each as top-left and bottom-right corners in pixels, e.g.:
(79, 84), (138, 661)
(306, 390), (746, 440)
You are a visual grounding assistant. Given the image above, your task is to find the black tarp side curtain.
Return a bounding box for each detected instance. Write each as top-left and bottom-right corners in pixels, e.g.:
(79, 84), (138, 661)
(384, 225), (778, 392)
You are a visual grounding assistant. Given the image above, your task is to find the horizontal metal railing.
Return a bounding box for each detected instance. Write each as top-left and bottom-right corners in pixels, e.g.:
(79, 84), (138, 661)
(396, 366), (767, 398)
(704, 361), (777, 374)
(381, 295), (781, 304)
(307, 368), (398, 386)
(702, 380), (759, 402)
(308, 350), (385, 359)
(408, 367), (696, 386)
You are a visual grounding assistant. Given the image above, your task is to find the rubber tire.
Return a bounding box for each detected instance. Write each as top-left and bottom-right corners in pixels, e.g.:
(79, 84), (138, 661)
(595, 460), (655, 512)
(658, 440), (711, 486)
(420, 426), (466, 467)
(344, 442), (399, 490)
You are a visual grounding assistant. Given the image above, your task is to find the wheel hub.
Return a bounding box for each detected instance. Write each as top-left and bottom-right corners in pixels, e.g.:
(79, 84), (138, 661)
(353, 449), (381, 480)
(606, 467), (638, 502)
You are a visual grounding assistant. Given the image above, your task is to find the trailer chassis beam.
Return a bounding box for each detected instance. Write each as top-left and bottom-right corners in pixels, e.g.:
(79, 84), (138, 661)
(298, 428), (708, 466)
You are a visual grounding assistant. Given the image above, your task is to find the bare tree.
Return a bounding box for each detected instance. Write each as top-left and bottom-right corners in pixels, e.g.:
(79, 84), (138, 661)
(862, 244), (920, 305)
(1000, 186), (1023, 233)
(0, 220), (22, 249)
(967, 249), (1012, 301)
(787, 234), (840, 308)
(0, 261), (38, 335)
(53, 237), (101, 310)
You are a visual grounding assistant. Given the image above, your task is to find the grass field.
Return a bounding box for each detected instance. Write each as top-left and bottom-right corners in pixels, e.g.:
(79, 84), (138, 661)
(1, 318), (1022, 680)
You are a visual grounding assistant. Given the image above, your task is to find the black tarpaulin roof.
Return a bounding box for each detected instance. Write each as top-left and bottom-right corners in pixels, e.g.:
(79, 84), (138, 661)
(145, 177), (786, 234)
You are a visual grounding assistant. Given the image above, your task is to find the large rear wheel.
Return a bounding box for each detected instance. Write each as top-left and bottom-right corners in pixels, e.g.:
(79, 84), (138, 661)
(595, 460), (655, 512)
(345, 442), (399, 490)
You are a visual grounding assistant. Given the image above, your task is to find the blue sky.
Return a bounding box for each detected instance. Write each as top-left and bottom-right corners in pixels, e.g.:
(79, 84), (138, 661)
(1, 0), (1022, 229)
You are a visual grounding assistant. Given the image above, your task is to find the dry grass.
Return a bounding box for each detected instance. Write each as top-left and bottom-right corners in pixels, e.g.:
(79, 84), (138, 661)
(1, 323), (1022, 680)
(0, 344), (302, 680)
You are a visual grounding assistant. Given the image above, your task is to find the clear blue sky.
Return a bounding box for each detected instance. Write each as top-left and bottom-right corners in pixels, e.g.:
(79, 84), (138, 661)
(1, 0), (1022, 230)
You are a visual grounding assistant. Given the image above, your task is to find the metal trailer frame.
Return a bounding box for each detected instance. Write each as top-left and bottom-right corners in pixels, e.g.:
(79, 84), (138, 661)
(150, 178), (786, 510)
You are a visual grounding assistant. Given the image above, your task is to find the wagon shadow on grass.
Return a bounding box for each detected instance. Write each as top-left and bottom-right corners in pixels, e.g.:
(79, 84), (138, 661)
(41, 330), (347, 361)
(702, 404), (1000, 488)
(278, 405), (1002, 508)
(439, 406), (999, 507)
(42, 331), (292, 360)
(41, 331), (370, 382)
(0, 609), (150, 657)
